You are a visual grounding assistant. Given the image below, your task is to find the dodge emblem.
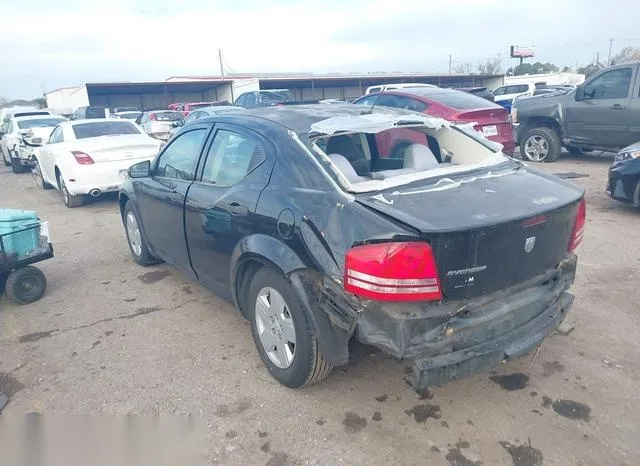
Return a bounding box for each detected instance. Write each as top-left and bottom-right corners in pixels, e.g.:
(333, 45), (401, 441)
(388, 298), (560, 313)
(524, 236), (536, 253)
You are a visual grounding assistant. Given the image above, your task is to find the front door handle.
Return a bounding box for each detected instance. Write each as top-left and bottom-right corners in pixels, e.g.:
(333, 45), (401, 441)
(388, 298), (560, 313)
(223, 202), (249, 216)
(610, 104), (626, 110)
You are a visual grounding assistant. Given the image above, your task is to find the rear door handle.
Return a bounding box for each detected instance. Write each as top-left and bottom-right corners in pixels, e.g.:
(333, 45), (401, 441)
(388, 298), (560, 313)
(223, 202), (249, 216)
(610, 104), (626, 110)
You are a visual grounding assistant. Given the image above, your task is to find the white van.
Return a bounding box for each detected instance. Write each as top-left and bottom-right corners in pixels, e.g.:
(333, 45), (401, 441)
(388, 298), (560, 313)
(365, 83), (437, 95)
(491, 82), (550, 107)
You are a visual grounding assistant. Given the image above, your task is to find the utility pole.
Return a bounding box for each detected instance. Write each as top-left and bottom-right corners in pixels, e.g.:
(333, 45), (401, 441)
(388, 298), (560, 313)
(218, 48), (224, 78)
(596, 52), (600, 67)
(607, 37), (614, 65)
(448, 54), (452, 75)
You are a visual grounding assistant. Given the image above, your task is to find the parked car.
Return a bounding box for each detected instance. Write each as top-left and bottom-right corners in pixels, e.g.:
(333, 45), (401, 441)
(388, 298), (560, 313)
(135, 110), (184, 141)
(0, 114), (67, 173)
(118, 104), (584, 392)
(607, 141), (640, 207)
(491, 82), (549, 109)
(365, 83), (437, 94)
(234, 90), (319, 108)
(72, 106), (109, 120)
(513, 62), (640, 162)
(33, 119), (161, 207)
(1, 107), (50, 126)
(112, 111), (142, 121)
(352, 87), (515, 155)
(455, 87), (495, 102)
(169, 106), (242, 137)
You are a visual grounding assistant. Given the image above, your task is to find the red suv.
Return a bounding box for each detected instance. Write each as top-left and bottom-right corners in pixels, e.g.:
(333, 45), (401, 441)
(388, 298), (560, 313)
(353, 88), (515, 155)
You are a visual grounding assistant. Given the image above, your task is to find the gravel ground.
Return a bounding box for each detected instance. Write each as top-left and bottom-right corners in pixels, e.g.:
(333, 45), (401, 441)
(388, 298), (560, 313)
(1, 152), (638, 465)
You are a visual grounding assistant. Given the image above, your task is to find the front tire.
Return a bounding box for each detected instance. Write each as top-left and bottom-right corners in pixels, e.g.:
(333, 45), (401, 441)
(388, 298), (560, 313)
(4, 266), (47, 305)
(123, 201), (159, 266)
(520, 127), (561, 163)
(249, 267), (333, 388)
(58, 174), (85, 208)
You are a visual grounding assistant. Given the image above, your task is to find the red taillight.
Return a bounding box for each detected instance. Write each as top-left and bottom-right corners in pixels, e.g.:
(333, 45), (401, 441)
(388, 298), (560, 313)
(344, 242), (443, 302)
(72, 150), (94, 165)
(149, 112), (157, 121)
(568, 198), (586, 252)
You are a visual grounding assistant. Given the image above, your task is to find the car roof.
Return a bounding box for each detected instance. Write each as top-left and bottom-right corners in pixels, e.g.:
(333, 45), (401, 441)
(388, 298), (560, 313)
(196, 103), (421, 135)
(198, 106), (242, 114)
(68, 118), (135, 126)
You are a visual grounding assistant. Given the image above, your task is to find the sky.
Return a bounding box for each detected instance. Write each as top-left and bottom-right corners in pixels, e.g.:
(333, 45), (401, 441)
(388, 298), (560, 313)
(1, 0), (640, 99)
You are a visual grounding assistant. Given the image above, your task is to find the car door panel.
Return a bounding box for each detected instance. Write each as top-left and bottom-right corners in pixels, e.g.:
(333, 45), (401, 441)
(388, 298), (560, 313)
(184, 124), (274, 296)
(564, 66), (635, 147)
(629, 65), (640, 142)
(134, 125), (211, 274)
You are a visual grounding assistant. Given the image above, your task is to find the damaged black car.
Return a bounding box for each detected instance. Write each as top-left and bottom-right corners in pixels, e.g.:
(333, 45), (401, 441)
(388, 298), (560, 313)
(607, 141), (640, 208)
(118, 104), (585, 392)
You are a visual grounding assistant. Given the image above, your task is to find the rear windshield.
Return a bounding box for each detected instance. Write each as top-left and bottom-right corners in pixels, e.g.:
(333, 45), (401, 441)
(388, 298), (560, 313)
(14, 111), (50, 118)
(85, 107), (107, 118)
(153, 111), (184, 121)
(187, 103), (212, 110)
(258, 91), (294, 104)
(72, 121), (140, 139)
(18, 118), (66, 129)
(427, 90), (497, 109)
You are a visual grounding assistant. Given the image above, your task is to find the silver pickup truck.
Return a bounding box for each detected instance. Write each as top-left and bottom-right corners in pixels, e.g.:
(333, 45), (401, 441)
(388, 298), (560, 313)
(513, 61), (640, 162)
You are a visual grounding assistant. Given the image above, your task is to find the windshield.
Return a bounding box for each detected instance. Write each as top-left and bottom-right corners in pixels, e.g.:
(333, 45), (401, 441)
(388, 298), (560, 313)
(72, 121), (140, 139)
(258, 91), (294, 105)
(17, 118), (66, 129)
(118, 112), (141, 120)
(428, 90), (498, 109)
(154, 111), (184, 121)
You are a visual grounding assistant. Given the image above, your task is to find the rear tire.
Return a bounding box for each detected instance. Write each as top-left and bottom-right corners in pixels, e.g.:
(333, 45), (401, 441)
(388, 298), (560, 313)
(5, 266), (47, 305)
(32, 158), (53, 190)
(123, 201), (160, 266)
(58, 174), (85, 208)
(520, 127), (562, 163)
(248, 267), (333, 388)
(2, 150), (10, 167)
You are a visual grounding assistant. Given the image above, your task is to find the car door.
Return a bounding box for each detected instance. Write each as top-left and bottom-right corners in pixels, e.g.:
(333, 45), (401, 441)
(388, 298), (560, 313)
(564, 66), (635, 146)
(38, 125), (64, 184)
(184, 124), (273, 297)
(135, 124), (211, 274)
(629, 65), (640, 143)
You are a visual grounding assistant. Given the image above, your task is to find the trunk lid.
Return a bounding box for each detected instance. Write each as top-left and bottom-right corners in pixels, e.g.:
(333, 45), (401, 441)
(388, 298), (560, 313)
(453, 107), (512, 141)
(356, 165), (584, 300)
(74, 135), (161, 163)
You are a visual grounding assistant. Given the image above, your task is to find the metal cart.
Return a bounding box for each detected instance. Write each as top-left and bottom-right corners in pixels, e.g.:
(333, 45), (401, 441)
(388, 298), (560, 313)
(0, 220), (53, 305)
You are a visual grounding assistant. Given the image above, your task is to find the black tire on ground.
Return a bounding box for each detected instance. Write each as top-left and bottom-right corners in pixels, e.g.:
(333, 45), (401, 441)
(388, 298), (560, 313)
(33, 158), (53, 190)
(4, 266), (47, 305)
(520, 127), (562, 163)
(248, 266), (333, 388)
(123, 200), (160, 266)
(2, 150), (10, 167)
(10, 155), (26, 174)
(58, 174), (85, 208)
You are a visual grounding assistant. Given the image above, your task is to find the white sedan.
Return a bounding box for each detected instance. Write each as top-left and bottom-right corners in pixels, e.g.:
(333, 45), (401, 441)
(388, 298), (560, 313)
(34, 119), (162, 207)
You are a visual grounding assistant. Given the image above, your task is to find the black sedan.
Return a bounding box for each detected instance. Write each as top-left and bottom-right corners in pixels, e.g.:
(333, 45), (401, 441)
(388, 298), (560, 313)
(118, 104), (585, 391)
(607, 141), (640, 207)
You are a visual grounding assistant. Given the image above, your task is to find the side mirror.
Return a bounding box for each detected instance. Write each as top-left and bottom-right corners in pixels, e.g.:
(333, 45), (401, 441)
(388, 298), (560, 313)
(574, 85), (584, 101)
(128, 160), (151, 178)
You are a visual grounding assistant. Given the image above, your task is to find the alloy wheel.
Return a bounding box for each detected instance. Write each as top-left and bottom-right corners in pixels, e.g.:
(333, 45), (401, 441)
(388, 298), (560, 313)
(523, 135), (550, 162)
(126, 212), (142, 257)
(254, 287), (297, 369)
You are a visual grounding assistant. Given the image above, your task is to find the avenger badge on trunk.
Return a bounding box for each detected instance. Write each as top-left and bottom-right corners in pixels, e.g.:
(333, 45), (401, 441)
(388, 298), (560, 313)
(524, 236), (536, 253)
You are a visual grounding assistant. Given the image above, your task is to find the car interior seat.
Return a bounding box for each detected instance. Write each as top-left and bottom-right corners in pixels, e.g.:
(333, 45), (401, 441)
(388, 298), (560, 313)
(325, 135), (370, 175)
(328, 154), (370, 183)
(403, 144), (440, 171)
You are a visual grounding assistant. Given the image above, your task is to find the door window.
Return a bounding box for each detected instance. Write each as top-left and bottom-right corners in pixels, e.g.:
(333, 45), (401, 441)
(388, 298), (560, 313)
(201, 129), (265, 187)
(48, 126), (63, 144)
(234, 93), (247, 107)
(354, 95), (378, 106)
(583, 67), (633, 99)
(155, 128), (207, 181)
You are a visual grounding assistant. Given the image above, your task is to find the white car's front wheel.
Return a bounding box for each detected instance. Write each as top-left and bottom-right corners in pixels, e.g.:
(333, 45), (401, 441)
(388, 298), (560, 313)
(57, 173), (85, 208)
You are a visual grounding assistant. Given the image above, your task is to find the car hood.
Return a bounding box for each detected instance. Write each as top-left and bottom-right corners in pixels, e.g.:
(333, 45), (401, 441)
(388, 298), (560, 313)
(620, 141), (640, 153)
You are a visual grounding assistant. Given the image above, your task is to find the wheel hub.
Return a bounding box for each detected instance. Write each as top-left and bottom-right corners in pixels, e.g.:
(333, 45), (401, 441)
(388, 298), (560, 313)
(255, 287), (296, 369)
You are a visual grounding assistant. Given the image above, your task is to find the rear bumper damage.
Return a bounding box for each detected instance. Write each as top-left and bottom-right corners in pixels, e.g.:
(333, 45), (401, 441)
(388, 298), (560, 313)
(354, 254), (577, 390)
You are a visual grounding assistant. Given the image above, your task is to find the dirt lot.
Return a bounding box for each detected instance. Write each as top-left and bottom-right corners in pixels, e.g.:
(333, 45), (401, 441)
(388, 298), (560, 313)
(1, 153), (639, 465)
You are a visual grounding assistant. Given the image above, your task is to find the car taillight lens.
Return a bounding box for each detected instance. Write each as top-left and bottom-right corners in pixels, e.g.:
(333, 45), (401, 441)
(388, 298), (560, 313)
(344, 242), (443, 302)
(72, 150), (94, 165)
(568, 198), (586, 252)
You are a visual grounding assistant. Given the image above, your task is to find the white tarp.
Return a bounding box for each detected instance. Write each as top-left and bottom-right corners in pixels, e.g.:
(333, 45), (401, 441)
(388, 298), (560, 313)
(309, 113), (450, 137)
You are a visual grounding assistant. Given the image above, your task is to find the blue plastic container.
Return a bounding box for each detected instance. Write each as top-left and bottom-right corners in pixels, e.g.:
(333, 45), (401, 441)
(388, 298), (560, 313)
(0, 209), (40, 258)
